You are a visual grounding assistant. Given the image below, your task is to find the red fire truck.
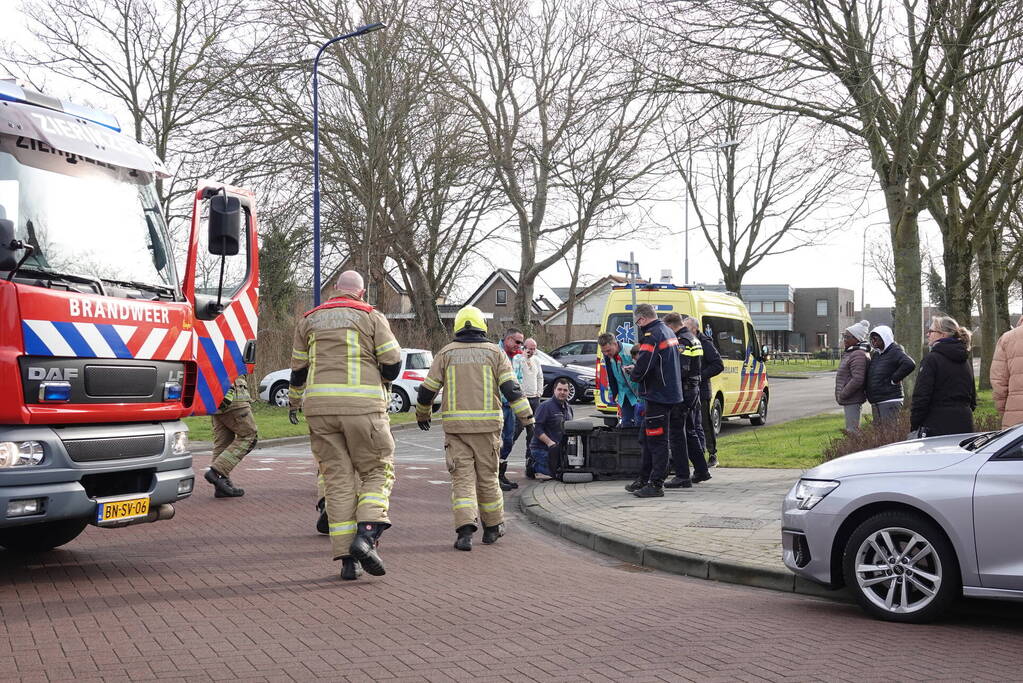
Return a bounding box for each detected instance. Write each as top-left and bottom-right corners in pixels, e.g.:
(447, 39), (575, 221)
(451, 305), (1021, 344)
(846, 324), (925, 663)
(0, 82), (259, 551)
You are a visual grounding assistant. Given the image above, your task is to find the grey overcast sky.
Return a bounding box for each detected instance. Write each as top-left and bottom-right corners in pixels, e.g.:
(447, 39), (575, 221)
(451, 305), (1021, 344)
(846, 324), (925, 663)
(4, 6), (948, 310)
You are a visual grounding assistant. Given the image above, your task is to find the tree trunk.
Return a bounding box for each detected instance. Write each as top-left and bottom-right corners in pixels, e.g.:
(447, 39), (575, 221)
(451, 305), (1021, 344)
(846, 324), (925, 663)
(563, 238), (585, 345)
(977, 234), (999, 391)
(723, 269), (743, 295)
(404, 262), (447, 351)
(887, 188), (923, 399)
(942, 228), (973, 324)
(994, 248), (1013, 333)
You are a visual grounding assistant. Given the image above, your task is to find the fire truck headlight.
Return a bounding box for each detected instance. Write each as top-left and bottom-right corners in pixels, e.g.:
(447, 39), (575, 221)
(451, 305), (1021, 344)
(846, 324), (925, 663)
(0, 441), (45, 467)
(170, 431), (189, 455)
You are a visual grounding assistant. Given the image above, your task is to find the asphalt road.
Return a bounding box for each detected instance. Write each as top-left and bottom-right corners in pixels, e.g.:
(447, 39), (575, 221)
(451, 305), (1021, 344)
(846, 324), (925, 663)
(2, 434), (1022, 681)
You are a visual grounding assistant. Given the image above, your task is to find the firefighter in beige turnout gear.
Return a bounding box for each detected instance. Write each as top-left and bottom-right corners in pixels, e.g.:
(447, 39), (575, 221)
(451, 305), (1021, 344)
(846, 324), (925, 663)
(415, 306), (534, 551)
(288, 271), (402, 580)
(205, 375), (258, 498)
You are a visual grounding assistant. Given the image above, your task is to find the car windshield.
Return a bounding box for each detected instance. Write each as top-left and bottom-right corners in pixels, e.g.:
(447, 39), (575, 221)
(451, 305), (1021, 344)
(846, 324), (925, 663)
(534, 349), (562, 366)
(405, 351), (432, 370)
(0, 134), (177, 293)
(960, 428), (1014, 451)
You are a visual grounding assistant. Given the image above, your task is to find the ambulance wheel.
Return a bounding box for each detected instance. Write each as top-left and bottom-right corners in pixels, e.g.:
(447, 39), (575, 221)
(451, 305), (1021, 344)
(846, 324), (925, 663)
(711, 397), (723, 435)
(749, 395), (768, 426)
(0, 518), (89, 552)
(388, 387), (410, 413)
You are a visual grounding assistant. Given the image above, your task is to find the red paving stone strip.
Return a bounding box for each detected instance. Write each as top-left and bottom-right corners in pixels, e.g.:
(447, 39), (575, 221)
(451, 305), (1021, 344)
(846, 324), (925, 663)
(1, 449), (1022, 680)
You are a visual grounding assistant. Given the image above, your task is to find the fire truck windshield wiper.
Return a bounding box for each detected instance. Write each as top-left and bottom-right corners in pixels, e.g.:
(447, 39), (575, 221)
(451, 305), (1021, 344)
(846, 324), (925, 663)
(11, 266), (104, 292)
(100, 278), (176, 299)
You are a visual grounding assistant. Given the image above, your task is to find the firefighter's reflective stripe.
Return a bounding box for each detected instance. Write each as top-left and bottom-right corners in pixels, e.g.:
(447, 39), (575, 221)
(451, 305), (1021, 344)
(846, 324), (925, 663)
(376, 339), (399, 355)
(446, 366), (457, 410)
(442, 409), (502, 420)
(309, 335), (318, 384)
(480, 499), (503, 512)
(510, 396), (531, 419)
(288, 386), (302, 400)
(482, 367), (493, 412)
(658, 337), (679, 350)
(346, 330), (360, 385)
(637, 343), (655, 352)
(498, 371), (516, 385)
(329, 520), (357, 536)
(292, 349), (309, 361)
(452, 497), (475, 511)
(304, 384), (388, 399)
(423, 376), (442, 392)
(358, 492), (389, 509)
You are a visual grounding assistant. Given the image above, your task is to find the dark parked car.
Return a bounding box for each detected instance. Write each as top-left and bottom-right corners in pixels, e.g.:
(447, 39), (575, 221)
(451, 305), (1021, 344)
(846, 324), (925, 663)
(549, 340), (599, 367)
(534, 349), (595, 404)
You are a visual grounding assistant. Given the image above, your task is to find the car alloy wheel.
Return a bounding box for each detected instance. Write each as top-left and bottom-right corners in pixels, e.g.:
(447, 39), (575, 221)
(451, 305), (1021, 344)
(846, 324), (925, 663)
(271, 381), (290, 408)
(389, 387), (410, 413)
(843, 511), (959, 622)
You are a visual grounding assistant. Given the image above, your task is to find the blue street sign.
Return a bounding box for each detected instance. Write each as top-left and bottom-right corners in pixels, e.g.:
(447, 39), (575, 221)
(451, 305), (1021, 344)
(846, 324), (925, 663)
(616, 260), (639, 275)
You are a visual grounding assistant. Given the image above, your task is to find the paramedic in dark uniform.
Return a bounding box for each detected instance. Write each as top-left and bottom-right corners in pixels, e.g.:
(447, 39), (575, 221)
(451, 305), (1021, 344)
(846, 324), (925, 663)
(625, 303), (683, 498)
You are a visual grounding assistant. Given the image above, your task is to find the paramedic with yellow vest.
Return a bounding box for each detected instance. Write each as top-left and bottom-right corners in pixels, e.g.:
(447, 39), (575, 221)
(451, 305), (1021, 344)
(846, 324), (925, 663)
(288, 270), (402, 581)
(414, 306), (533, 551)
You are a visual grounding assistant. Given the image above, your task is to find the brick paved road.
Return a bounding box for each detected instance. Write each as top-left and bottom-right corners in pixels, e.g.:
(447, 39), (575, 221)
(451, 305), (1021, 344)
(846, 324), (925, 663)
(2, 433), (1021, 682)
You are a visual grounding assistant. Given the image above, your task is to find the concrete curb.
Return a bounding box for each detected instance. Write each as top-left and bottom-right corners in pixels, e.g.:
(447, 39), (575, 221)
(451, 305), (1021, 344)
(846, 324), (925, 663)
(190, 420), (420, 456)
(518, 484), (848, 603)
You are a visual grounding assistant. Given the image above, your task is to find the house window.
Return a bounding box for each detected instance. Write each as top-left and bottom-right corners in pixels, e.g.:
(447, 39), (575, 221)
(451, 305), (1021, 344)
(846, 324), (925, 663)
(816, 299), (828, 317)
(496, 289), (507, 305)
(816, 332), (828, 349)
(846, 301), (853, 316)
(747, 301), (761, 313)
(777, 301), (789, 313)
(761, 301), (775, 313)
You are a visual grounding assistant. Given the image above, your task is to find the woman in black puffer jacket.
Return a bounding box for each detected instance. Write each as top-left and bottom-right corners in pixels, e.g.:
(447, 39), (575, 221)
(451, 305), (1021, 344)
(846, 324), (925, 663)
(910, 316), (976, 437)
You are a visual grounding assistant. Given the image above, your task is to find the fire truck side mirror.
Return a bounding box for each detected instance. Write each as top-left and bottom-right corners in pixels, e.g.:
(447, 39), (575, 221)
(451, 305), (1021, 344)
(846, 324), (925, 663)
(0, 218), (17, 271)
(208, 195), (241, 256)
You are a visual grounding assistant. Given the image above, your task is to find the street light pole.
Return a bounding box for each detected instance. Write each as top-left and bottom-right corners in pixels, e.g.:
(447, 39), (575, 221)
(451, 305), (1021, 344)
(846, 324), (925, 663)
(312, 22), (386, 307)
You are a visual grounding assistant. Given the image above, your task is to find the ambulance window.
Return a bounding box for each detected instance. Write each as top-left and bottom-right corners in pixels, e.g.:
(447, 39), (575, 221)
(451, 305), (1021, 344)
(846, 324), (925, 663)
(606, 313), (636, 344)
(747, 324), (762, 361)
(703, 315), (746, 360)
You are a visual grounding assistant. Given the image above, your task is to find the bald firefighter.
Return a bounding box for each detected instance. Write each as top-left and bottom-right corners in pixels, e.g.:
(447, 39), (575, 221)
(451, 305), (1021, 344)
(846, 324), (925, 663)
(205, 374), (258, 498)
(288, 271), (402, 580)
(415, 306), (534, 551)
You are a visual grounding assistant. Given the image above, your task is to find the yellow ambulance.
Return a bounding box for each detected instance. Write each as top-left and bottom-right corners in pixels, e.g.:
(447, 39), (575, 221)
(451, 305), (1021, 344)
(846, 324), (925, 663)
(595, 284), (768, 433)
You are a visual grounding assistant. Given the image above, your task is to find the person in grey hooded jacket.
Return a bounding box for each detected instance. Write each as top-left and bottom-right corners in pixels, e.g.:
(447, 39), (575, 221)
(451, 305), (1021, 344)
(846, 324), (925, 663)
(865, 325), (917, 424)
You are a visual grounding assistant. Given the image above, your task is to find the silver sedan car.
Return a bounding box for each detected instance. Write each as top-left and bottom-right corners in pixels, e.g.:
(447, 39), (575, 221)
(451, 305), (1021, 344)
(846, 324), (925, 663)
(782, 426), (1023, 622)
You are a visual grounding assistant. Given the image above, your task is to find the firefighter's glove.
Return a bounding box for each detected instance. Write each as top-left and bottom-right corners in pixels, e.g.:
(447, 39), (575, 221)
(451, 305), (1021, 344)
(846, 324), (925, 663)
(417, 418), (431, 432)
(519, 416), (535, 428)
(289, 409), (302, 425)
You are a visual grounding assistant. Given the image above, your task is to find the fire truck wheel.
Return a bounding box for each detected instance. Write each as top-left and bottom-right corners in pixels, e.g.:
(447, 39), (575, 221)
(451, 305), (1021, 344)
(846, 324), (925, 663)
(0, 517), (89, 552)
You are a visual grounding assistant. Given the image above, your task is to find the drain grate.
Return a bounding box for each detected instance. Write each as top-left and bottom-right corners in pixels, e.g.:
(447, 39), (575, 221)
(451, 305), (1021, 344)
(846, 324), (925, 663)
(685, 516), (766, 530)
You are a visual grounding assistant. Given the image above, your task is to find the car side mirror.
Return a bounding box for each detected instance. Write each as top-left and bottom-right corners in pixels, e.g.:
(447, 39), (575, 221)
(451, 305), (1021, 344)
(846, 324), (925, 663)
(0, 218), (17, 271)
(208, 194), (241, 256)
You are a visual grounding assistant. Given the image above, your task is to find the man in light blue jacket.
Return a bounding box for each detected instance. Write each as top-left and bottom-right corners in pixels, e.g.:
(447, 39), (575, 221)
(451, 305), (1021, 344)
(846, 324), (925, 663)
(598, 332), (641, 427)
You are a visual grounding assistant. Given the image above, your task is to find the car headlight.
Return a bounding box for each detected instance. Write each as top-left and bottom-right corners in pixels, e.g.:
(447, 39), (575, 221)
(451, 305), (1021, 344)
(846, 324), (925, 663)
(171, 431), (189, 455)
(794, 479), (839, 510)
(0, 441), (45, 467)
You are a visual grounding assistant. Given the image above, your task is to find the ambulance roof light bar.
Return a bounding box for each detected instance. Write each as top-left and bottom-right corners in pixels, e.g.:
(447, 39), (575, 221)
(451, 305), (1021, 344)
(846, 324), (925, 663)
(0, 80), (121, 132)
(611, 283), (706, 291)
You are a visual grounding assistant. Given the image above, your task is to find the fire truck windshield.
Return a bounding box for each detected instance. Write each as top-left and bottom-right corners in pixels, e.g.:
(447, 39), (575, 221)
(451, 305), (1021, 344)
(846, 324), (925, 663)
(0, 134), (178, 294)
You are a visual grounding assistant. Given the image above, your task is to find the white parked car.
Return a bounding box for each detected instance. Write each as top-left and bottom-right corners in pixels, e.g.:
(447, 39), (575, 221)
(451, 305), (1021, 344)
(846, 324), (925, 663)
(258, 348), (442, 414)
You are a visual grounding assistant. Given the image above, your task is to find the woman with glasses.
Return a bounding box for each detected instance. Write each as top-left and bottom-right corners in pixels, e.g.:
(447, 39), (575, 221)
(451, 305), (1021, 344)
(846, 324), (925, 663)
(910, 316), (976, 438)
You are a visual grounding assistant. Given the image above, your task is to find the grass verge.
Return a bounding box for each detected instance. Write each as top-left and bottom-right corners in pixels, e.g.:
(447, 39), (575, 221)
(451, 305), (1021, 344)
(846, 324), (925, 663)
(719, 389), (997, 470)
(766, 359), (839, 376)
(184, 403), (419, 442)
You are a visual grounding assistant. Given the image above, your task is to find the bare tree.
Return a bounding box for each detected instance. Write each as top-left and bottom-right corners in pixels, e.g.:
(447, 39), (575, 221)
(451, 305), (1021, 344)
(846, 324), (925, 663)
(672, 102), (847, 293)
(430, 0), (658, 331)
(635, 0), (1023, 366)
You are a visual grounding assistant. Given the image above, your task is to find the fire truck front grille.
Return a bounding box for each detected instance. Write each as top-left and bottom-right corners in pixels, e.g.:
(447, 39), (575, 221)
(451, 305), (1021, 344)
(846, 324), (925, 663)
(62, 434), (165, 462)
(85, 365), (157, 398)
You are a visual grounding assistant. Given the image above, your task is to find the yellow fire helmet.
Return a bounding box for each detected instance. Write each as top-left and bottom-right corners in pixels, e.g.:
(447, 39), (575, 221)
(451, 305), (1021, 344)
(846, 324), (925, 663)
(454, 305), (487, 333)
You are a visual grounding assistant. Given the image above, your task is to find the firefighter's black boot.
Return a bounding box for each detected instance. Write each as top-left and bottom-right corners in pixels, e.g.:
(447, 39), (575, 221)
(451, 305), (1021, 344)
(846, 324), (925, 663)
(633, 481), (664, 498)
(349, 522), (386, 576)
(482, 523), (505, 545)
(454, 524), (476, 551)
(624, 477), (646, 493)
(691, 470), (713, 484)
(315, 497), (328, 535)
(339, 556), (362, 581)
(205, 468), (244, 497)
(664, 476), (692, 489)
(499, 461), (518, 491)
